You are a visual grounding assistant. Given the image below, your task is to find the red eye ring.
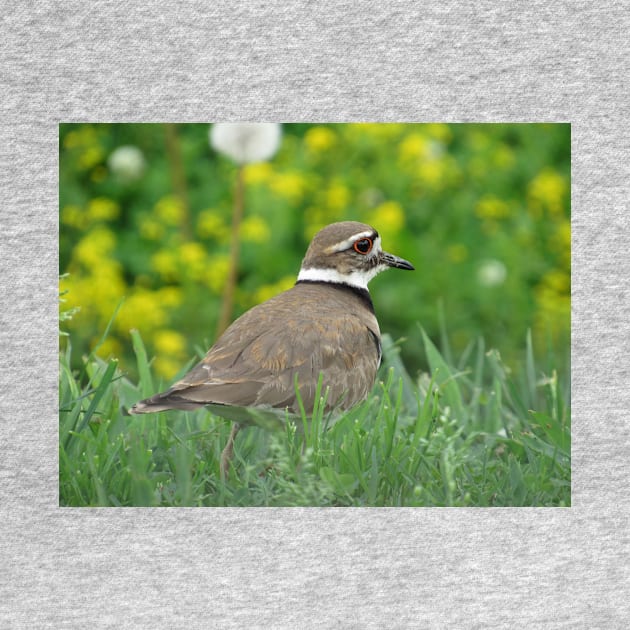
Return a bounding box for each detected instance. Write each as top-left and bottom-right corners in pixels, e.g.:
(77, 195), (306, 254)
(353, 238), (373, 255)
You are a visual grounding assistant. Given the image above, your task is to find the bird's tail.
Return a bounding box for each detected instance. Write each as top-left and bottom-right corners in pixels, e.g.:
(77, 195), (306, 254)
(128, 391), (205, 414)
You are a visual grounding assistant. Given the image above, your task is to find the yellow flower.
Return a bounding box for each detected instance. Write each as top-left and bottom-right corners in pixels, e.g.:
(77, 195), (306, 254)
(61, 262), (124, 315)
(179, 241), (206, 264)
(554, 219), (571, 249)
(61, 205), (87, 230)
(78, 146), (104, 170)
(92, 261), (126, 310)
(59, 275), (87, 320)
(269, 172), (307, 204)
(240, 215), (271, 243)
(156, 286), (183, 308)
(153, 329), (187, 357)
(541, 269), (569, 293)
(63, 130), (82, 150)
(64, 126), (104, 172)
(534, 269), (570, 341)
(87, 197), (120, 222)
(528, 169), (567, 216)
(179, 241), (207, 281)
(475, 195), (511, 220)
(304, 126), (336, 153)
(155, 196), (185, 225)
(116, 289), (167, 334)
(59, 259), (126, 346)
(243, 162), (274, 185)
(93, 336), (123, 360)
(151, 249), (179, 281)
(398, 133), (430, 163)
(368, 200), (405, 235)
(202, 254), (231, 294)
(196, 209), (229, 241)
(63, 198), (119, 233)
(151, 242), (211, 284)
(153, 356), (182, 380)
(74, 226), (117, 269)
(63, 125), (99, 150)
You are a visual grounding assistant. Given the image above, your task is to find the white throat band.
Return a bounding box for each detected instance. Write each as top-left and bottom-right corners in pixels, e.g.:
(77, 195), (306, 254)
(297, 265), (385, 290)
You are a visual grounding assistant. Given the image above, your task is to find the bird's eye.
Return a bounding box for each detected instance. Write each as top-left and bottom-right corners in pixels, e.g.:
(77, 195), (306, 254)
(353, 238), (373, 255)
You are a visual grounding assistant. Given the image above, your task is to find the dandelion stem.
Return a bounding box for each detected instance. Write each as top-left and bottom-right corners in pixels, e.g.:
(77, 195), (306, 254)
(216, 165), (244, 338)
(164, 123), (192, 240)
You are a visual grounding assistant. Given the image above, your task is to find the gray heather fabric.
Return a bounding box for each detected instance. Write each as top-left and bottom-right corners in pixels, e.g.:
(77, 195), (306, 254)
(1, 1), (629, 627)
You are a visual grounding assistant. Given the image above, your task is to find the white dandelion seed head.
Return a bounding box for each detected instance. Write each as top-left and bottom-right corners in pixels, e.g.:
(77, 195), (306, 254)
(107, 145), (145, 181)
(210, 123), (282, 164)
(477, 259), (507, 287)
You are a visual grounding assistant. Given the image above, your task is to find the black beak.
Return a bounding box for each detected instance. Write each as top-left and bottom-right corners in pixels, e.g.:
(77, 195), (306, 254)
(380, 250), (415, 271)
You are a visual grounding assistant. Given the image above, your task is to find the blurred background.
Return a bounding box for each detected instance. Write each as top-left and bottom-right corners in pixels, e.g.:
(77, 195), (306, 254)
(59, 123), (570, 383)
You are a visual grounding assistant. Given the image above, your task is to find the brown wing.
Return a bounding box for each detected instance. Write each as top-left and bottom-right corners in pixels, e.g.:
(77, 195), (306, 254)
(130, 283), (381, 416)
(162, 315), (379, 413)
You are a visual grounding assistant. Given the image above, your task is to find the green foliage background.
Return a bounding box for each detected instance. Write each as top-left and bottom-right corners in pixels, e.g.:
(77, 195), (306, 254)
(59, 123), (570, 386)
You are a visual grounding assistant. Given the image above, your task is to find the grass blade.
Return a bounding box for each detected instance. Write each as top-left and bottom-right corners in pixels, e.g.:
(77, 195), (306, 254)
(130, 329), (154, 398)
(421, 329), (467, 424)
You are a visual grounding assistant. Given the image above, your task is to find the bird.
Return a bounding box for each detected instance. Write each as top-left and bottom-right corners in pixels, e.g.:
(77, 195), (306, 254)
(129, 221), (414, 477)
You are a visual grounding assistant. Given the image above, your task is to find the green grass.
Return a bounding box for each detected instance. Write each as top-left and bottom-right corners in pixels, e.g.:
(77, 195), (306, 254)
(59, 330), (570, 507)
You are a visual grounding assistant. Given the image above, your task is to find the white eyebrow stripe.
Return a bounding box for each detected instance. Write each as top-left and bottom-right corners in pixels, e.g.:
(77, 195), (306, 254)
(372, 235), (382, 254)
(326, 230), (375, 253)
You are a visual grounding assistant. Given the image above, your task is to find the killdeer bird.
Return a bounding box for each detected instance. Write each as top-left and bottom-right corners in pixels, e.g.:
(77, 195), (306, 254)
(130, 221), (414, 476)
